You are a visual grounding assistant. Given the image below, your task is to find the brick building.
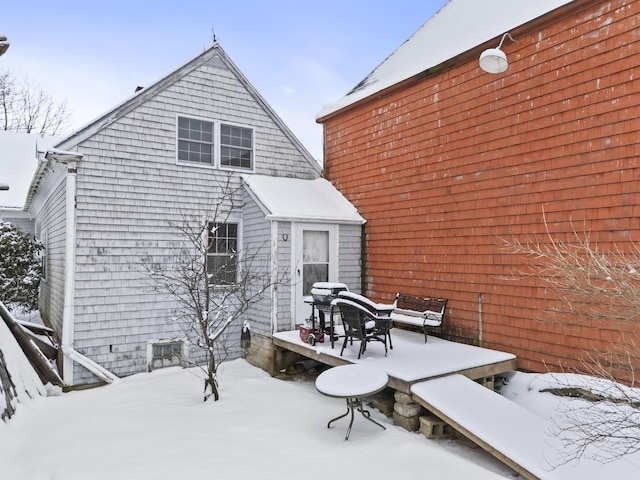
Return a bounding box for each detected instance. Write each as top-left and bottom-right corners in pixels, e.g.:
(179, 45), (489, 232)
(317, 0), (640, 380)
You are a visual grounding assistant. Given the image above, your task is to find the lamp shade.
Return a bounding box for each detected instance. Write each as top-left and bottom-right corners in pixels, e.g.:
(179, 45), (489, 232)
(0, 33), (8, 57)
(479, 47), (508, 74)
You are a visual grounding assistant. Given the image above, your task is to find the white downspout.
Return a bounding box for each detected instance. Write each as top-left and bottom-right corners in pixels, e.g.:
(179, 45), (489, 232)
(270, 220), (279, 335)
(61, 158), (78, 385)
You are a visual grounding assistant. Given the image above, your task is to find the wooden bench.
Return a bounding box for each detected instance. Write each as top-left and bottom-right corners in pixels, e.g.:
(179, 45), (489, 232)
(390, 293), (447, 343)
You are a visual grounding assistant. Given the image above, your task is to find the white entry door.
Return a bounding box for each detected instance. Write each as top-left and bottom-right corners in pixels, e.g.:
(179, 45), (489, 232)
(294, 224), (337, 325)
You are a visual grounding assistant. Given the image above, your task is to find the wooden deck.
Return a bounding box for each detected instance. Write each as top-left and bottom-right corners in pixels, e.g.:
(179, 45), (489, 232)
(272, 328), (517, 394)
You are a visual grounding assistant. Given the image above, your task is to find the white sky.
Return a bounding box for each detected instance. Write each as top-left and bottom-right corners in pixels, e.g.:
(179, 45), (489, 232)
(0, 0), (449, 161)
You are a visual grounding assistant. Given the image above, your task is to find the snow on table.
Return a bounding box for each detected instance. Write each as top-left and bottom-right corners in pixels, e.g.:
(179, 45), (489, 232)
(315, 364), (388, 398)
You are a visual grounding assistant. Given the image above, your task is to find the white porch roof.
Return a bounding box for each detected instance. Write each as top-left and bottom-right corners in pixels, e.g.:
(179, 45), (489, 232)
(242, 174), (365, 225)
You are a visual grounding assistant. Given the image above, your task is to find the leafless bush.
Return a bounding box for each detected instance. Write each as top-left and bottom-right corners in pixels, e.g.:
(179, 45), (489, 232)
(504, 213), (640, 462)
(144, 180), (283, 401)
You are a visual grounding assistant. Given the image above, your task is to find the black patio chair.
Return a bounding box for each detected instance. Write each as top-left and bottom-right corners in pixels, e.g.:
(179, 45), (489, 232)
(332, 298), (390, 359)
(337, 291), (394, 350)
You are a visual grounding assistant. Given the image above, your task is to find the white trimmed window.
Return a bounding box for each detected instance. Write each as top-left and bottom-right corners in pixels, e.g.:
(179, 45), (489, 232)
(220, 124), (253, 169)
(36, 227), (47, 281)
(177, 117), (214, 165)
(207, 222), (238, 285)
(177, 116), (253, 170)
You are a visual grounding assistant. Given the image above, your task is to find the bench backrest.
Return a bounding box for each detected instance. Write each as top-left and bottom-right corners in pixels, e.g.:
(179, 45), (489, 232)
(395, 294), (447, 315)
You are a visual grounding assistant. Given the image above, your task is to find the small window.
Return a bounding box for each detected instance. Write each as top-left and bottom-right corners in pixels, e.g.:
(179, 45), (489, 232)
(37, 228), (47, 281)
(207, 222), (238, 285)
(178, 117), (214, 165)
(220, 124), (253, 170)
(150, 340), (186, 369)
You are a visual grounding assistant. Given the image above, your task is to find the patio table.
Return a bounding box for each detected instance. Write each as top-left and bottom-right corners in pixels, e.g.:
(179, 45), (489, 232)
(315, 364), (388, 440)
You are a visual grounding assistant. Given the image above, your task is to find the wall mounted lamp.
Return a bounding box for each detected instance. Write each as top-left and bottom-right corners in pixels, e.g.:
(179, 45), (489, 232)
(0, 33), (9, 57)
(479, 32), (519, 74)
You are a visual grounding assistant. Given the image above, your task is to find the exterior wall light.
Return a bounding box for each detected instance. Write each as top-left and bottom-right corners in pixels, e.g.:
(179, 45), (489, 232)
(479, 32), (518, 74)
(0, 33), (9, 57)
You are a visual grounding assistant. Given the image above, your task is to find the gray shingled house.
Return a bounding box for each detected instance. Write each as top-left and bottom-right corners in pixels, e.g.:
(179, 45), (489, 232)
(21, 43), (364, 387)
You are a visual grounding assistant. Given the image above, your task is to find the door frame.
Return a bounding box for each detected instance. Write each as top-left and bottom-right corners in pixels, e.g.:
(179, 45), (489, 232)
(291, 222), (339, 329)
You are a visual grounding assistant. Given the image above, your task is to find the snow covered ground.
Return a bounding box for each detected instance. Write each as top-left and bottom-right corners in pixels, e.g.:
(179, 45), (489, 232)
(2, 305), (640, 478)
(1, 356), (639, 479)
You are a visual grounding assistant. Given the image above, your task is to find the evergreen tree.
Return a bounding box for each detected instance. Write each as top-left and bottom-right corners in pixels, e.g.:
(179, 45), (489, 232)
(0, 222), (43, 311)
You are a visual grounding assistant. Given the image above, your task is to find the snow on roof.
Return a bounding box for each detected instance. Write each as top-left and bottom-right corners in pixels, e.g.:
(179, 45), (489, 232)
(242, 174), (365, 224)
(317, 0), (575, 120)
(0, 131), (60, 209)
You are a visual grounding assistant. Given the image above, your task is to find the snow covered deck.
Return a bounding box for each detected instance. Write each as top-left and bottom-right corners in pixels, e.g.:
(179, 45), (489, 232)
(272, 328), (517, 394)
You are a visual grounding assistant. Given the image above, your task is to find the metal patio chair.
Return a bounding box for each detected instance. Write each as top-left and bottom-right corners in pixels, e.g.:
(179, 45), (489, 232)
(332, 298), (390, 359)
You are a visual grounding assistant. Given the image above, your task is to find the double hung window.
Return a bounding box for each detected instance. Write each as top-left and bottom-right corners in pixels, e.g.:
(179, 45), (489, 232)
(220, 124), (253, 169)
(177, 117), (214, 165)
(207, 222), (238, 285)
(177, 116), (253, 170)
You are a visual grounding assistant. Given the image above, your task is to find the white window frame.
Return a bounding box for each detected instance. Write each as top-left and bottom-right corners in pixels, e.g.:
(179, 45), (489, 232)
(219, 122), (254, 172)
(176, 115), (255, 172)
(36, 226), (48, 282)
(176, 115), (215, 166)
(206, 218), (243, 286)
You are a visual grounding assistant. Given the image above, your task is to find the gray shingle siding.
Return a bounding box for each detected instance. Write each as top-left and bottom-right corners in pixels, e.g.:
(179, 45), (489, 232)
(338, 224), (363, 295)
(276, 221), (293, 332)
(241, 193), (274, 337)
(33, 177), (67, 336)
(65, 49), (320, 383)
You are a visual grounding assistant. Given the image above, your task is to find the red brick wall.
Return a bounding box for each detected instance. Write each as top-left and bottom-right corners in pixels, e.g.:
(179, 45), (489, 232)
(322, 0), (640, 379)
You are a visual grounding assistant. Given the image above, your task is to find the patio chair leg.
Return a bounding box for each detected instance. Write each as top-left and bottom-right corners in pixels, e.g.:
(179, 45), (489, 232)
(340, 336), (348, 356)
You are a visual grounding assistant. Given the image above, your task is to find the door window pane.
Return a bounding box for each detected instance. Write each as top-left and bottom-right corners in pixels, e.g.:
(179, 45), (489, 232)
(303, 264), (329, 296)
(302, 230), (329, 295)
(303, 231), (329, 262)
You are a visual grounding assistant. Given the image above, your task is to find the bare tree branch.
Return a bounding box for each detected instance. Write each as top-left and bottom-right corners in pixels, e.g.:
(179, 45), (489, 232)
(0, 69), (71, 135)
(142, 179), (288, 401)
(502, 210), (640, 463)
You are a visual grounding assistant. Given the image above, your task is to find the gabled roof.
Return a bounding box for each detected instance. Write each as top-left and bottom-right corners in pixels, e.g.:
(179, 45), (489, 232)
(242, 174), (365, 225)
(24, 43), (320, 210)
(317, 0), (576, 120)
(57, 43), (318, 168)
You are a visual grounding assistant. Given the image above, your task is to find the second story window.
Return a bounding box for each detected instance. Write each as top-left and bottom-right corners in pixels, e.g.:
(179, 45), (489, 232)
(177, 117), (254, 170)
(178, 117), (214, 165)
(220, 124), (253, 170)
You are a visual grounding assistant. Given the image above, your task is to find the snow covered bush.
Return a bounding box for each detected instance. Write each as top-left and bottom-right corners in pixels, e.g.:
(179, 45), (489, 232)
(0, 222), (43, 312)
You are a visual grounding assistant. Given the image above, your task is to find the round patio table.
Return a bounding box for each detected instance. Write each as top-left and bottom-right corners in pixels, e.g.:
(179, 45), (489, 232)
(315, 364), (389, 440)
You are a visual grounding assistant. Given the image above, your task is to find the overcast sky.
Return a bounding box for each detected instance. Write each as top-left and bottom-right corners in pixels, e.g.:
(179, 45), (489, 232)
(1, 1), (448, 160)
